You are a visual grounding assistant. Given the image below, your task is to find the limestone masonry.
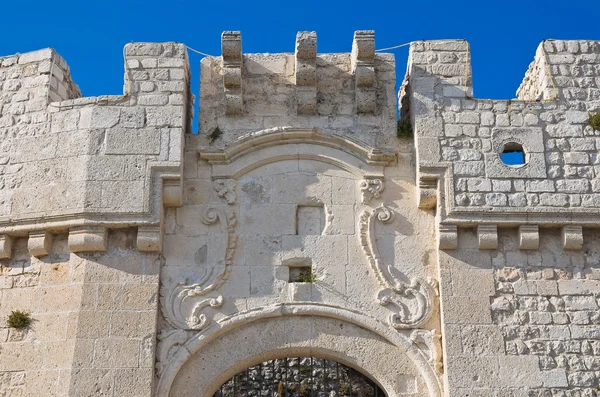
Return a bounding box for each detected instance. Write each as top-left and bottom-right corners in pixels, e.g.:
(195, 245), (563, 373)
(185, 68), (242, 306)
(0, 31), (599, 396)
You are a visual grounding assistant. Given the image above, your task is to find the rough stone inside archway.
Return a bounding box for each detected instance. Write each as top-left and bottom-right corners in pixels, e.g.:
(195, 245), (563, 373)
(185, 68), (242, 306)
(213, 356), (386, 396)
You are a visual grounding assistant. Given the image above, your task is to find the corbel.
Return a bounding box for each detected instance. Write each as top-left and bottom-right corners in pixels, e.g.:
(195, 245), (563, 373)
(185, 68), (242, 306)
(222, 31), (243, 116)
(562, 225), (583, 250)
(351, 30), (376, 114)
(137, 226), (162, 252)
(417, 178), (438, 209)
(519, 225), (539, 250)
(68, 226), (108, 253)
(28, 230), (53, 257)
(0, 234), (13, 259)
(295, 31), (317, 115)
(438, 224), (458, 250)
(477, 224), (498, 250)
(163, 178), (183, 207)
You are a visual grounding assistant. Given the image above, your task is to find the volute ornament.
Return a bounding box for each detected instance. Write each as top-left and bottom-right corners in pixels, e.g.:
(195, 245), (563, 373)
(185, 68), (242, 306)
(360, 177), (384, 204)
(359, 204), (435, 329)
(410, 329), (443, 374)
(213, 179), (236, 204)
(160, 207), (237, 330)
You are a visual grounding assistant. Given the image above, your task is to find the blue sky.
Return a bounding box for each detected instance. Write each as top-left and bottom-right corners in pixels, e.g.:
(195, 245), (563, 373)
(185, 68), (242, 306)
(1, 0), (598, 132)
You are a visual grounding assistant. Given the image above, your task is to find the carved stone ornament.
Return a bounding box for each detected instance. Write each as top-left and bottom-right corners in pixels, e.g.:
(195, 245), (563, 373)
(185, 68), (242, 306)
(360, 178), (384, 204)
(156, 329), (189, 376)
(410, 329), (443, 374)
(160, 207), (237, 330)
(359, 204), (435, 329)
(213, 179), (236, 204)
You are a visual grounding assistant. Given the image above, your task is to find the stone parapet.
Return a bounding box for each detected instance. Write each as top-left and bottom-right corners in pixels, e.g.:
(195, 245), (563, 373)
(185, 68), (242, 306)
(407, 39), (600, 230)
(0, 43), (189, 256)
(199, 31), (397, 148)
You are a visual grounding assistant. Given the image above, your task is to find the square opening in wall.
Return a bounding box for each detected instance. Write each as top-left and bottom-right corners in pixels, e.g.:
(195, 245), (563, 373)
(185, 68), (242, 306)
(285, 259), (316, 283)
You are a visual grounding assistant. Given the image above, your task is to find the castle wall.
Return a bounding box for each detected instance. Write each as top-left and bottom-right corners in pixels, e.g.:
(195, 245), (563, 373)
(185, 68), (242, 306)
(1, 31), (600, 397)
(158, 31), (443, 397)
(407, 39), (600, 395)
(0, 43), (190, 396)
(0, 230), (159, 396)
(198, 31), (397, 148)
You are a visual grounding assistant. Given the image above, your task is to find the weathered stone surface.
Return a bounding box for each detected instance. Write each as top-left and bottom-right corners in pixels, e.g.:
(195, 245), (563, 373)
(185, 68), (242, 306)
(2, 35), (600, 397)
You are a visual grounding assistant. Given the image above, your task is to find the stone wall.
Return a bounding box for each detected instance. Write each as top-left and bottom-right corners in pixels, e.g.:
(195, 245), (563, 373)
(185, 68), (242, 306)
(0, 230), (159, 396)
(199, 31), (397, 148)
(407, 40), (600, 220)
(407, 39), (600, 396)
(0, 43), (189, 396)
(156, 31), (444, 397)
(0, 43), (188, 230)
(1, 31), (600, 397)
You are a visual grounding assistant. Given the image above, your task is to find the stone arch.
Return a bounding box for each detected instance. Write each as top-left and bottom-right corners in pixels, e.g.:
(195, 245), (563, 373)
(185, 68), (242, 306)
(199, 127), (396, 180)
(157, 304), (442, 397)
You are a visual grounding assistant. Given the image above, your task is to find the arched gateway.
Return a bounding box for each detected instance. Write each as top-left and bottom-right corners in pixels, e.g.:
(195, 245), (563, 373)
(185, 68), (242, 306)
(3, 28), (600, 397)
(160, 310), (441, 396)
(153, 29), (443, 396)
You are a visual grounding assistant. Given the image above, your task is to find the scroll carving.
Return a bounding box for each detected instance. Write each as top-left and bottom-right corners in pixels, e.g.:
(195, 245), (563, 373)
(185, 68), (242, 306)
(359, 204), (435, 329)
(160, 207), (237, 330)
(156, 329), (189, 376)
(213, 179), (236, 204)
(360, 178), (384, 204)
(410, 329), (443, 374)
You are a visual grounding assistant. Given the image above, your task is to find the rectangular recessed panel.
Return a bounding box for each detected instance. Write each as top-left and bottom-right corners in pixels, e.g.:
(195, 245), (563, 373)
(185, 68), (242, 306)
(296, 205), (325, 235)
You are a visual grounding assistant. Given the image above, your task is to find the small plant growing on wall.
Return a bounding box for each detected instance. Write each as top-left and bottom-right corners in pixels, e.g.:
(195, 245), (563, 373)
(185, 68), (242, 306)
(589, 112), (600, 131)
(296, 268), (317, 283)
(396, 118), (413, 138)
(6, 310), (32, 329)
(208, 126), (223, 143)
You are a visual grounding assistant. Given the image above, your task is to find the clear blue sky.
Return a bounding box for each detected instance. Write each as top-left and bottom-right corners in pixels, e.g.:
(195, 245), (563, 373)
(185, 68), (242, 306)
(2, 0), (598, 132)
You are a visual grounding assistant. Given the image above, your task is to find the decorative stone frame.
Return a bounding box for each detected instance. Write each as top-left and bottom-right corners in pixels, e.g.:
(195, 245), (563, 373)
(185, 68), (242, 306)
(157, 304), (443, 397)
(484, 128), (547, 178)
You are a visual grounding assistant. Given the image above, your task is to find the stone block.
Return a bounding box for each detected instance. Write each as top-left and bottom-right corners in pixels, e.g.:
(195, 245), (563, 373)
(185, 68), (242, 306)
(137, 226), (162, 252)
(562, 225), (583, 250)
(28, 231), (53, 257)
(519, 225), (539, 250)
(90, 107), (121, 128)
(439, 224), (458, 250)
(105, 127), (161, 155)
(442, 296), (492, 324)
(477, 225), (498, 250)
(68, 226), (107, 253)
(0, 234), (13, 259)
(452, 269), (495, 296)
(498, 356), (542, 387)
(446, 356), (499, 389)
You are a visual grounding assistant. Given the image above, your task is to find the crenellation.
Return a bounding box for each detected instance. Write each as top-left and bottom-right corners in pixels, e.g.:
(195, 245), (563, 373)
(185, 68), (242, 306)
(1, 33), (600, 397)
(199, 32), (396, 148)
(221, 31), (243, 116)
(294, 31), (317, 115)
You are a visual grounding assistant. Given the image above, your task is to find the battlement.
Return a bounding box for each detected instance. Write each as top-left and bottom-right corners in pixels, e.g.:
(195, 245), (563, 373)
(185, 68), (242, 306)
(3, 33), (600, 397)
(198, 31), (397, 148)
(0, 43), (190, 254)
(404, 39), (600, 243)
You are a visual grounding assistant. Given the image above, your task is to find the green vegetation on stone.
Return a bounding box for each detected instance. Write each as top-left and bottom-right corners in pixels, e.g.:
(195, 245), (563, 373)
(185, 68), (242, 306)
(7, 310), (32, 329)
(296, 269), (317, 283)
(396, 119), (413, 138)
(589, 112), (600, 131)
(208, 126), (223, 143)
